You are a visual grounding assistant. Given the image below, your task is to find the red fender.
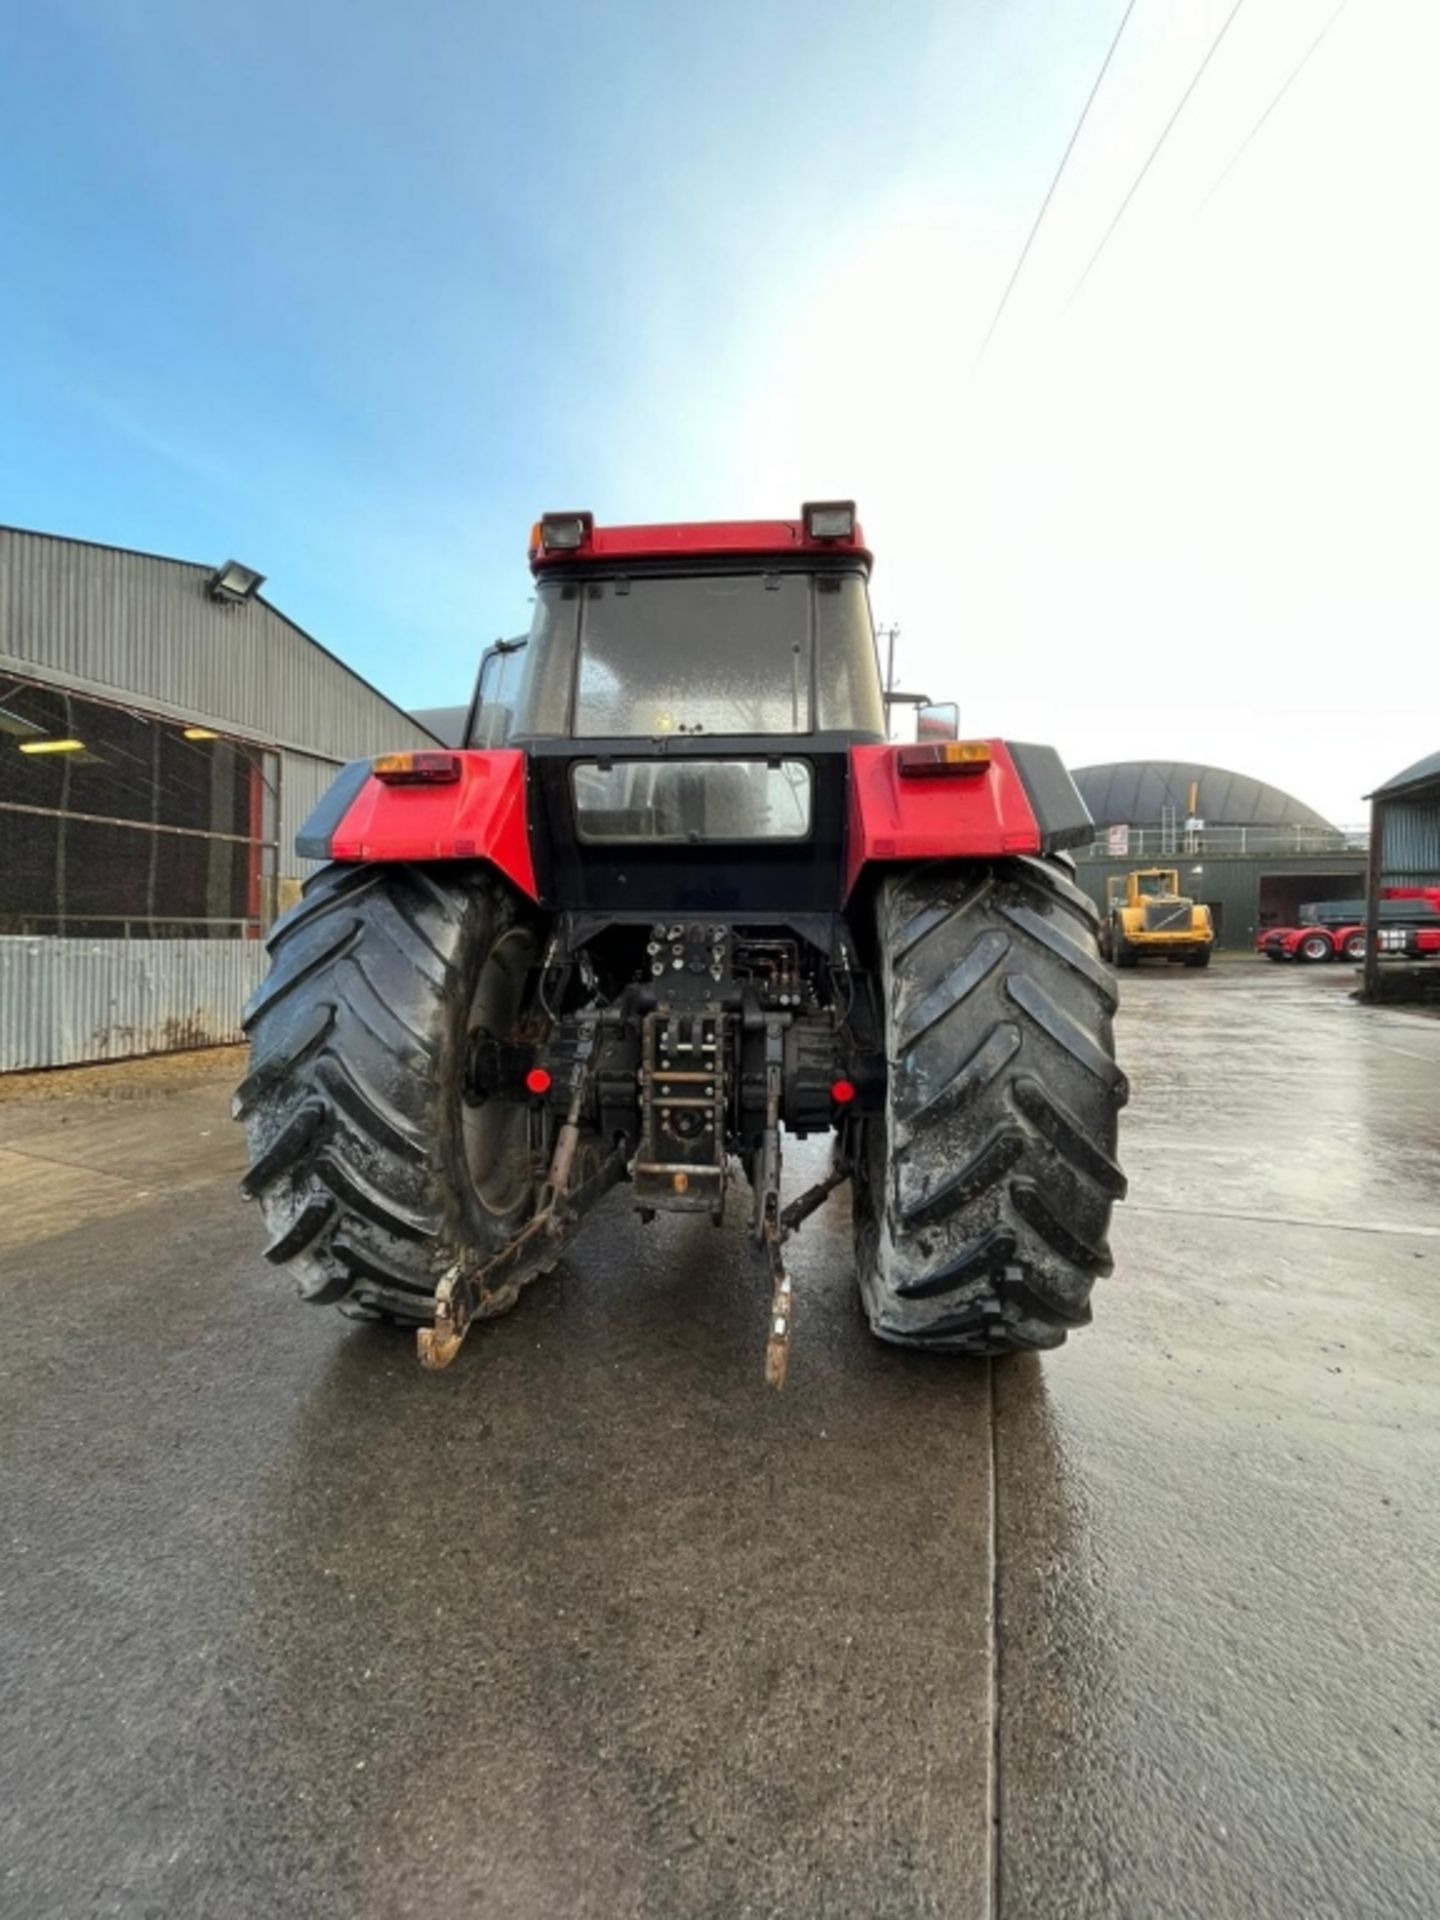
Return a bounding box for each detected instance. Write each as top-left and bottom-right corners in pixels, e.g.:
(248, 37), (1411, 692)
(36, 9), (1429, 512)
(326, 750), (538, 901)
(846, 741), (1042, 896)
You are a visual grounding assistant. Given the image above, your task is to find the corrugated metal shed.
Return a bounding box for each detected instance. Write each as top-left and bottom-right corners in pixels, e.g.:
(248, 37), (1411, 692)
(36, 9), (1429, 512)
(1378, 810), (1440, 886)
(0, 937), (266, 1071)
(1369, 749), (1440, 799)
(1361, 750), (1440, 1002)
(1369, 748), (1440, 891)
(0, 526), (438, 765)
(1, 525), (452, 1069)
(1072, 761), (1334, 831)
(278, 749), (351, 881)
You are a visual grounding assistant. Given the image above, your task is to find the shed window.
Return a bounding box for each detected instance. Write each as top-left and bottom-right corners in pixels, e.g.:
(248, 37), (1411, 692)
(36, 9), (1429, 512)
(0, 677), (279, 937)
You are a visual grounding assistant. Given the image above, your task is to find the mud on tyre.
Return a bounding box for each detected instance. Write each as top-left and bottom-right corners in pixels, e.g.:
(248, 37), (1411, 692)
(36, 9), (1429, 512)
(235, 862), (548, 1325)
(854, 856), (1128, 1354)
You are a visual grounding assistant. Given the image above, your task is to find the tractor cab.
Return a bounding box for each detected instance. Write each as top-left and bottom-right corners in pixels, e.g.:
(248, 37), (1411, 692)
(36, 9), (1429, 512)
(469, 504), (885, 750)
(1107, 868), (1187, 908)
(462, 505), (957, 914)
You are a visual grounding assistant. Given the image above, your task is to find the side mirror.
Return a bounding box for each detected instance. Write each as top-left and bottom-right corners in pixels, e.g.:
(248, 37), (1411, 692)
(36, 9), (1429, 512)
(915, 701), (960, 744)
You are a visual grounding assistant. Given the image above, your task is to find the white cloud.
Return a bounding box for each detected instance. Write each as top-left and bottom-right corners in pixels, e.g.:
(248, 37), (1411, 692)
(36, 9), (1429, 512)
(712, 0), (1440, 824)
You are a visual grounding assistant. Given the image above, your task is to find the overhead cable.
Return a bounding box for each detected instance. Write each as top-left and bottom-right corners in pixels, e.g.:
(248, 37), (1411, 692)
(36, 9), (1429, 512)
(1070, 0), (1251, 304)
(974, 0), (1141, 367)
(1197, 0), (1353, 213)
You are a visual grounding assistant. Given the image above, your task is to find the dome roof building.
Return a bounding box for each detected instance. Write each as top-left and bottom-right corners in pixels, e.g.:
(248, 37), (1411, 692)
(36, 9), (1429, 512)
(1070, 762), (1335, 833)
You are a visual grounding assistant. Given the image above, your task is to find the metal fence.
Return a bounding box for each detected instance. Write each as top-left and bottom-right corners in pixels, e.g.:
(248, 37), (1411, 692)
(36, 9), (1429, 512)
(0, 936), (264, 1071)
(1082, 825), (1369, 860)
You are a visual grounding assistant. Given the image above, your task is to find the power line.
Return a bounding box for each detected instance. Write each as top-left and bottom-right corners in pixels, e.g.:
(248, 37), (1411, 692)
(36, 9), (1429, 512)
(1197, 0), (1353, 213)
(1070, 0), (1250, 305)
(974, 0), (1140, 369)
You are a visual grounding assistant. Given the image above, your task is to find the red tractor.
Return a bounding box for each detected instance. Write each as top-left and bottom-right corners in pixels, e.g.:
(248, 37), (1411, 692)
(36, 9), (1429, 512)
(236, 506), (1127, 1378)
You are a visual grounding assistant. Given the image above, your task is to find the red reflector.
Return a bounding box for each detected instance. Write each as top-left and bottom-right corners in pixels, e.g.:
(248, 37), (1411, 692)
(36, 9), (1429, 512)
(525, 1067), (553, 1096)
(830, 1079), (856, 1105)
(373, 751), (463, 785)
(897, 742), (992, 779)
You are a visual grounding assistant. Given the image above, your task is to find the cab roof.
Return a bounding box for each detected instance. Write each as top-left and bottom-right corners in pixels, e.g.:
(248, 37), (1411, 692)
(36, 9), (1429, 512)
(527, 506), (872, 574)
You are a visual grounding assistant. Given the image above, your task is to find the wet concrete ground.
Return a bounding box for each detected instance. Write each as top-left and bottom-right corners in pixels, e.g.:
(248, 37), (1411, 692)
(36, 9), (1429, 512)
(2, 961), (1437, 1918)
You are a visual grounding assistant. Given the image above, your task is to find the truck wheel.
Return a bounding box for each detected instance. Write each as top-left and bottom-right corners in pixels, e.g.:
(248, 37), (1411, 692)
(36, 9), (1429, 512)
(1183, 948), (1212, 968)
(853, 857), (1129, 1355)
(1342, 932), (1367, 961)
(234, 863), (549, 1325)
(1112, 929), (1138, 969)
(1298, 933), (1333, 963)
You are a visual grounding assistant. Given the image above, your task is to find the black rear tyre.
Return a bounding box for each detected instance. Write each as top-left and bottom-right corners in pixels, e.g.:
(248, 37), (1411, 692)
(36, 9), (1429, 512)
(234, 862), (549, 1325)
(1184, 948), (1212, 968)
(854, 857), (1128, 1354)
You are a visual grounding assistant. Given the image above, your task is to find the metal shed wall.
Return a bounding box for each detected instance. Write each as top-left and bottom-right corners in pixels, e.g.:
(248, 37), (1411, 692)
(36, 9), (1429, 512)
(0, 937), (266, 1070)
(278, 749), (348, 882)
(1377, 803), (1440, 888)
(0, 526), (437, 764)
(0, 527), (444, 1070)
(1361, 754), (1440, 1003)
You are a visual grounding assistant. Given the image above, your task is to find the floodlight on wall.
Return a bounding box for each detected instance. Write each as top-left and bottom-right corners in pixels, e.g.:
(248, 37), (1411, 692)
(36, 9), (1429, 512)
(183, 727), (220, 741)
(207, 559), (266, 604)
(18, 737), (86, 754)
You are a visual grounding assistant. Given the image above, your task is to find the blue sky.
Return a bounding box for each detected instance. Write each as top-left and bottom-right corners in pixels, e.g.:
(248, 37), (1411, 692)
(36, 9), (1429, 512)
(0, 1), (1135, 689)
(2, 0), (1436, 820)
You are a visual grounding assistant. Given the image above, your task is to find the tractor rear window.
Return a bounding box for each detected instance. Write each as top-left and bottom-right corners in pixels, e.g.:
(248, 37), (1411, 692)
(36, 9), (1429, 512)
(574, 575), (812, 737)
(572, 759), (812, 842)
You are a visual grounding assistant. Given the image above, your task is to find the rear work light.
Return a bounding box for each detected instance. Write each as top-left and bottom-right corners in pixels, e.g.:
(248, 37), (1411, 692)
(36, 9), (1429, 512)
(803, 500), (856, 543)
(896, 741), (992, 778)
(531, 511), (594, 556)
(373, 751), (463, 784)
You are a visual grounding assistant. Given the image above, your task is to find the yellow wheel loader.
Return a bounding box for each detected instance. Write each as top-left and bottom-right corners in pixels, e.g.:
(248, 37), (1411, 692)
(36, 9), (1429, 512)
(1102, 869), (1214, 970)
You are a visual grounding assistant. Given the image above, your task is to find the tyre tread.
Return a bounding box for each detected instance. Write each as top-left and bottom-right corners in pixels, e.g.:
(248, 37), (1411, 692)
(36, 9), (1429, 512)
(856, 856), (1127, 1355)
(238, 861), (541, 1325)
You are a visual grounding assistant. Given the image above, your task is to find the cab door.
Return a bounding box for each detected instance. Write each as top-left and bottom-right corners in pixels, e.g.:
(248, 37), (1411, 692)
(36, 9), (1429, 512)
(465, 638), (529, 746)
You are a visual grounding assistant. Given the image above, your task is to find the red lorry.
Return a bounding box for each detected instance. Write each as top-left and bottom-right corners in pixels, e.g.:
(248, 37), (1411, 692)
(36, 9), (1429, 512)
(1258, 888), (1440, 963)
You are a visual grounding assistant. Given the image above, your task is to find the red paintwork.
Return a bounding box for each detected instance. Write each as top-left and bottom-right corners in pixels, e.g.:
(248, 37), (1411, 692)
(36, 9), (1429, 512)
(1260, 923), (1440, 960)
(330, 749), (538, 900)
(529, 517), (871, 573)
(1258, 888), (1440, 959)
(1258, 925), (1348, 959)
(845, 740), (1040, 895)
(246, 755), (265, 937)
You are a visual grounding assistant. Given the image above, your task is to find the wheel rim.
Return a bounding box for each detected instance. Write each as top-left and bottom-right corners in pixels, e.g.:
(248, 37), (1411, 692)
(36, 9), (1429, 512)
(462, 926), (536, 1217)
